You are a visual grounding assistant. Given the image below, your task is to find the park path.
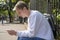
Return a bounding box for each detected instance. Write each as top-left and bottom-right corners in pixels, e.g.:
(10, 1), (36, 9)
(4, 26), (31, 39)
(0, 24), (27, 40)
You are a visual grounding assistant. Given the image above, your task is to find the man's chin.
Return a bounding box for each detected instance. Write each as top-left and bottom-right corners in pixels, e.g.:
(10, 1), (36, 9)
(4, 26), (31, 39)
(22, 16), (26, 18)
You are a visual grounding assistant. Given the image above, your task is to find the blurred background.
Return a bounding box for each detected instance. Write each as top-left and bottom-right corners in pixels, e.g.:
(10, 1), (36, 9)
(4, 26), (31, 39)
(0, 0), (60, 40)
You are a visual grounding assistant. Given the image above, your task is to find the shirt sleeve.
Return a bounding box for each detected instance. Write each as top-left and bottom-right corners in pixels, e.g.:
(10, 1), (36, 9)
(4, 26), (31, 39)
(17, 14), (40, 37)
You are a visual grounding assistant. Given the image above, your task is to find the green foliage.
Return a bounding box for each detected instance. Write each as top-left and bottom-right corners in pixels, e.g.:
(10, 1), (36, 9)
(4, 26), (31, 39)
(52, 9), (56, 14)
(10, 11), (15, 17)
(57, 14), (60, 21)
(0, 10), (8, 16)
(11, 0), (16, 3)
(4, 0), (16, 3)
(22, 0), (30, 4)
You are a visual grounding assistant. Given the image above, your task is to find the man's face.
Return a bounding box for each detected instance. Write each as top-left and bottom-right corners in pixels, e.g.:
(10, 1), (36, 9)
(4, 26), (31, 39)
(16, 8), (26, 18)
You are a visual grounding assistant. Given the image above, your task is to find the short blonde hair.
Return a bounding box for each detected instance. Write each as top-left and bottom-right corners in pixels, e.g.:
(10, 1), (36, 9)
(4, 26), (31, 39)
(13, 1), (28, 11)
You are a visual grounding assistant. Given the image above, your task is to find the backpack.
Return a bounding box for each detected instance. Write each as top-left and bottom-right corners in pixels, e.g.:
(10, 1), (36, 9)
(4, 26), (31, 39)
(44, 14), (57, 38)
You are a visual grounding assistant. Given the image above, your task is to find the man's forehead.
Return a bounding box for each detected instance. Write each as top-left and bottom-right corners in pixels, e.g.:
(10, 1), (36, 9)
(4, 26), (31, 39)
(16, 8), (23, 11)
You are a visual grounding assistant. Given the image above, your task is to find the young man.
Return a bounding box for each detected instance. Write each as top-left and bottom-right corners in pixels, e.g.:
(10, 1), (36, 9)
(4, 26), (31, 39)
(6, 1), (54, 40)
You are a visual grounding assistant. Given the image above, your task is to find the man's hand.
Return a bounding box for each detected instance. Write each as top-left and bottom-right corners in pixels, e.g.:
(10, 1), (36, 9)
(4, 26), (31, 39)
(6, 30), (17, 36)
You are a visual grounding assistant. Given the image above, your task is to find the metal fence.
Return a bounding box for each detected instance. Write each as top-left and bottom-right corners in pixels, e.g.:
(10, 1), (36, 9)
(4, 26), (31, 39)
(47, 0), (60, 39)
